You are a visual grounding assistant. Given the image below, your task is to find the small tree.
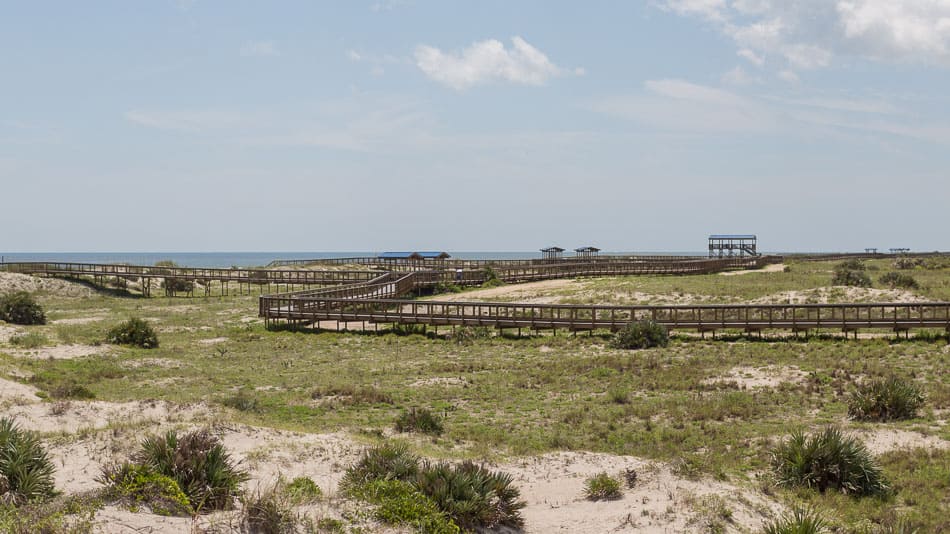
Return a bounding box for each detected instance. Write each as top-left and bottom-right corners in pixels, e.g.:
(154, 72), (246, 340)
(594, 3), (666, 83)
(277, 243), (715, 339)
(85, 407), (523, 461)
(0, 292), (46, 325)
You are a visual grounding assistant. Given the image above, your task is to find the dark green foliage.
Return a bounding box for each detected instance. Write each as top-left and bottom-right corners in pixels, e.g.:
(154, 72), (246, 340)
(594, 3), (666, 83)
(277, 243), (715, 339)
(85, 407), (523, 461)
(134, 429), (249, 511)
(346, 479), (459, 534)
(0, 292), (46, 325)
(341, 443), (420, 489)
(450, 326), (492, 344)
(771, 427), (888, 496)
(106, 318), (159, 348)
(394, 407), (444, 436)
(98, 462), (192, 516)
(612, 319), (669, 349)
(152, 261), (194, 294)
(832, 262), (872, 287)
(583, 472), (622, 501)
(848, 377), (924, 421)
(762, 506), (827, 534)
(414, 461), (525, 531)
(879, 272), (920, 289)
(0, 418), (56, 505)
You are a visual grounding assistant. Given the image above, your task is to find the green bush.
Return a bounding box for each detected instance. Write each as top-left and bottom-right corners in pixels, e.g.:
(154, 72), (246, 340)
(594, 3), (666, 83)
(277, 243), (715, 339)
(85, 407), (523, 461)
(341, 443), (420, 489)
(832, 261), (872, 287)
(480, 267), (504, 288)
(414, 461), (525, 531)
(0, 418), (56, 505)
(222, 389), (260, 412)
(879, 272), (920, 289)
(832, 268), (872, 287)
(134, 429), (248, 511)
(848, 377), (924, 421)
(0, 292), (46, 325)
(583, 472), (622, 501)
(347, 479), (459, 534)
(762, 506), (827, 534)
(394, 408), (444, 436)
(771, 427), (887, 496)
(106, 318), (158, 349)
(612, 319), (669, 349)
(283, 476), (322, 504)
(98, 462), (192, 516)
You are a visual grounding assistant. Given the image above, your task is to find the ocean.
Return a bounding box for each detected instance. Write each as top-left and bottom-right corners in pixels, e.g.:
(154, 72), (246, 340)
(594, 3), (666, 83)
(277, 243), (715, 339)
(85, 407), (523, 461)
(0, 251), (712, 268)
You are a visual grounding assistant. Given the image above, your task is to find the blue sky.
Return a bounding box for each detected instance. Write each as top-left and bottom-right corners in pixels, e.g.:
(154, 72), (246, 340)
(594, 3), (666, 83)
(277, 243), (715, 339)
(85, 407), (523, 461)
(2, 0), (949, 253)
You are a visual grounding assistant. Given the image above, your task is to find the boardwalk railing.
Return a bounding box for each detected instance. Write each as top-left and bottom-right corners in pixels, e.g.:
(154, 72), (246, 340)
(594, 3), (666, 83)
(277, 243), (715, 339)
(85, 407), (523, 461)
(261, 296), (950, 334)
(265, 254), (767, 269)
(0, 262), (383, 286)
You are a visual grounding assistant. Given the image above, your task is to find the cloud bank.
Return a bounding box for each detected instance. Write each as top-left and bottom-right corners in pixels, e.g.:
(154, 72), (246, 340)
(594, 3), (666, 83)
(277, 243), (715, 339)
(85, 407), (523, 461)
(414, 37), (567, 90)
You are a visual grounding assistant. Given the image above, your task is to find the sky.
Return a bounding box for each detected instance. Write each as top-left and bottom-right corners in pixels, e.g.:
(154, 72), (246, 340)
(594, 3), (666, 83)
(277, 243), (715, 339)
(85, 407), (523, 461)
(2, 0), (949, 253)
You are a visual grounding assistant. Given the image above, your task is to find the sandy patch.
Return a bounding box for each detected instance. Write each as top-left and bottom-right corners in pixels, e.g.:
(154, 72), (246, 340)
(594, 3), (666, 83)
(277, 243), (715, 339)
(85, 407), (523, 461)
(140, 304), (201, 314)
(6, 343), (111, 360)
(0, 377), (42, 402)
(120, 358), (183, 370)
(703, 366), (807, 389)
(9, 399), (215, 436)
(198, 337), (229, 345)
(0, 272), (95, 297)
(856, 428), (950, 455)
(753, 287), (925, 305)
(50, 316), (107, 325)
(503, 451), (780, 533)
(720, 263), (786, 276)
(431, 278), (581, 303)
(0, 324), (22, 343)
(410, 376), (469, 387)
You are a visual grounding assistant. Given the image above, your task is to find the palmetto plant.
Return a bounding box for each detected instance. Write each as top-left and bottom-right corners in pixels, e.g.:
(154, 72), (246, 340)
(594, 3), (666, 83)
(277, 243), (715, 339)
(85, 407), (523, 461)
(771, 427), (887, 496)
(0, 418), (56, 505)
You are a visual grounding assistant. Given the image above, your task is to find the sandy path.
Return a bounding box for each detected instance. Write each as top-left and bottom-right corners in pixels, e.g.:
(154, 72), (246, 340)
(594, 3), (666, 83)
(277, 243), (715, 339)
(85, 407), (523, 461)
(720, 263), (786, 276)
(429, 278), (581, 303)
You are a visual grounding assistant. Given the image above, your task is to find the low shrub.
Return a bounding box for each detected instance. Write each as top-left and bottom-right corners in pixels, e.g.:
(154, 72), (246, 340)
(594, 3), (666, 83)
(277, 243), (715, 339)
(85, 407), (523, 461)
(222, 389), (260, 412)
(480, 267), (504, 288)
(831, 268), (872, 288)
(612, 319), (669, 349)
(347, 479), (459, 534)
(879, 272), (920, 289)
(762, 506), (827, 534)
(283, 476), (322, 504)
(450, 325), (492, 344)
(340, 443), (420, 489)
(837, 259), (867, 271)
(47, 380), (96, 400)
(771, 427), (887, 496)
(0, 417), (57, 505)
(848, 376), (924, 421)
(394, 408), (444, 436)
(106, 318), (158, 349)
(414, 461), (525, 531)
(0, 292), (46, 325)
(0, 495), (99, 533)
(241, 483), (297, 534)
(583, 472), (622, 501)
(893, 257), (922, 270)
(135, 429), (248, 511)
(98, 462), (192, 516)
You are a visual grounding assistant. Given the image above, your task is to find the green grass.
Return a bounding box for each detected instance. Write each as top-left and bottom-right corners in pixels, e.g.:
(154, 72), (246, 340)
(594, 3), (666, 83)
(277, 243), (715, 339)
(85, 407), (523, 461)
(1, 261), (948, 531)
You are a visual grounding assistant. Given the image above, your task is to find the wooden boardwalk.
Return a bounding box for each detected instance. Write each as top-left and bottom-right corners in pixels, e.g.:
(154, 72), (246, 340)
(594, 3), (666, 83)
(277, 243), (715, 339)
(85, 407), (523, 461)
(0, 262), (383, 296)
(257, 256), (950, 335)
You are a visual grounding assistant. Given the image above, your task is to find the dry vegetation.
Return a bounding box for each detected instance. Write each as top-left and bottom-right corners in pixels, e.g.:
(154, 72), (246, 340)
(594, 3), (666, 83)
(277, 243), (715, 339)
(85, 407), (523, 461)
(1, 258), (948, 532)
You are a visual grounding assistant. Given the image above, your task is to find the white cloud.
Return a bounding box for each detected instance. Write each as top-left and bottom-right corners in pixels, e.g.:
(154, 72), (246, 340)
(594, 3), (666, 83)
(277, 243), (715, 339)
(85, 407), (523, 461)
(778, 69), (800, 83)
(660, 0), (950, 75)
(346, 49), (362, 61)
(240, 40), (280, 57)
(414, 37), (569, 90)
